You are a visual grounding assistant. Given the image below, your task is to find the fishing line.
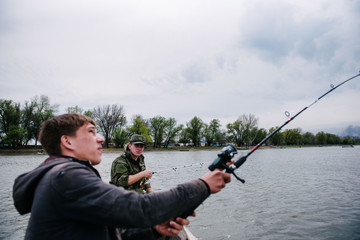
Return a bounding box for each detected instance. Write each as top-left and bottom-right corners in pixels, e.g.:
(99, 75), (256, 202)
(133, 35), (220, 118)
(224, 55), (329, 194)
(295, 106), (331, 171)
(209, 71), (360, 183)
(152, 161), (211, 174)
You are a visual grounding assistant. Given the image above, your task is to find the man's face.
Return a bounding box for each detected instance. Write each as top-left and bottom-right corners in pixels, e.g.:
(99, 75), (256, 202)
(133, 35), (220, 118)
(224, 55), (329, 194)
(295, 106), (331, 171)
(69, 122), (104, 165)
(128, 142), (145, 159)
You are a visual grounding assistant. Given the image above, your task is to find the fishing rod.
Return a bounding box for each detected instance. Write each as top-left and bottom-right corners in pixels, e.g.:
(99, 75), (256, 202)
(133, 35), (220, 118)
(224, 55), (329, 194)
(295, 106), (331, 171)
(209, 71), (360, 183)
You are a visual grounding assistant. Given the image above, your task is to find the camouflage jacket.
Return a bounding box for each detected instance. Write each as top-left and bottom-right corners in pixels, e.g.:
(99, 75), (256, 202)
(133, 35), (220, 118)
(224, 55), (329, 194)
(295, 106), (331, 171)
(110, 150), (151, 194)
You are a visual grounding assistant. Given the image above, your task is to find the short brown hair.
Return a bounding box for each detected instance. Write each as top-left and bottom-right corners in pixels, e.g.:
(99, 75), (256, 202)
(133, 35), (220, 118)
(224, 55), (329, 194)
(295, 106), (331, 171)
(39, 113), (96, 156)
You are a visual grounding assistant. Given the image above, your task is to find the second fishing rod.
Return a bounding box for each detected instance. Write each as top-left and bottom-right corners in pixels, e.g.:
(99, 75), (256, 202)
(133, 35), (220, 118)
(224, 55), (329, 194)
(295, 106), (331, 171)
(209, 71), (360, 183)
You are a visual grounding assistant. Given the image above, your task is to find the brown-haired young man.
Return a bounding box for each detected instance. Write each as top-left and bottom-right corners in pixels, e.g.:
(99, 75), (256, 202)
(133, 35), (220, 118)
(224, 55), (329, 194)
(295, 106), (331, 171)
(13, 113), (231, 240)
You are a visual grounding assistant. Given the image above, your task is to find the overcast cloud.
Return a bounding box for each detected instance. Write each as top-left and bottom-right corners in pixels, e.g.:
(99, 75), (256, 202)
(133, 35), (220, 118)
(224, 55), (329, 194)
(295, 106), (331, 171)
(1, 0), (359, 135)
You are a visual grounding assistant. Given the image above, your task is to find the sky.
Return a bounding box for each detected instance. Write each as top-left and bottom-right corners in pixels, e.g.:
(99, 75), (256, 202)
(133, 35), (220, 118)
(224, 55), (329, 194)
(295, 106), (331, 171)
(1, 0), (360, 136)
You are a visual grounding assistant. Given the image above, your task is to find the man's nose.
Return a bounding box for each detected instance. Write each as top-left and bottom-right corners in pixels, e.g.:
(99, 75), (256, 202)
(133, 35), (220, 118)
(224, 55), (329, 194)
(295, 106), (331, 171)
(97, 135), (105, 143)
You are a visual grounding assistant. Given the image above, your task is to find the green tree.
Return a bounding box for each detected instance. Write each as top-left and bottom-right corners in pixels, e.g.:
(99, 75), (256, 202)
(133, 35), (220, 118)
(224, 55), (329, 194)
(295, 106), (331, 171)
(0, 100), (21, 134)
(267, 127), (284, 146)
(2, 125), (25, 148)
(226, 120), (244, 146)
(341, 137), (354, 145)
(315, 131), (327, 145)
(326, 133), (341, 145)
(111, 127), (128, 148)
(0, 99), (25, 148)
(226, 114), (258, 147)
(178, 128), (190, 145)
(252, 128), (267, 145)
(283, 128), (302, 145)
(0, 99), (23, 148)
(218, 129), (228, 146)
(247, 127), (261, 146)
(203, 119), (221, 146)
(185, 116), (203, 146)
(202, 124), (210, 146)
(92, 104), (126, 148)
(149, 116), (167, 148)
(84, 110), (94, 118)
(21, 99), (37, 147)
(163, 118), (183, 148)
(302, 132), (315, 145)
(66, 105), (84, 114)
(126, 115), (152, 144)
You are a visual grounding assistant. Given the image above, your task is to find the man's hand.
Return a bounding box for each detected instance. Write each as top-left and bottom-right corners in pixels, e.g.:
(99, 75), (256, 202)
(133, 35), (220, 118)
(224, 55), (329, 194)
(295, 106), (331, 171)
(142, 170), (153, 179)
(128, 170), (153, 185)
(200, 169), (231, 193)
(154, 213), (196, 236)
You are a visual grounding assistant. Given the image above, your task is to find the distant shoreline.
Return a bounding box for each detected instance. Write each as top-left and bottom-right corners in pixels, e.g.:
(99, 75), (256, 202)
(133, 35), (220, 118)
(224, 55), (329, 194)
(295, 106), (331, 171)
(0, 144), (355, 156)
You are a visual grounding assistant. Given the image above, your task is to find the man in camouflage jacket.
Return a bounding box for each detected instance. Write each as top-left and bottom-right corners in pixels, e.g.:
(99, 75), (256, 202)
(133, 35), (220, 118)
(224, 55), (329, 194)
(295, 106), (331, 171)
(110, 134), (152, 194)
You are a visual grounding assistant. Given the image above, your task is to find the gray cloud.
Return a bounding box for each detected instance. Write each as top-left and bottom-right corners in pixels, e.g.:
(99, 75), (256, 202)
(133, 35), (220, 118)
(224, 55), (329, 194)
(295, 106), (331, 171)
(0, 0), (359, 133)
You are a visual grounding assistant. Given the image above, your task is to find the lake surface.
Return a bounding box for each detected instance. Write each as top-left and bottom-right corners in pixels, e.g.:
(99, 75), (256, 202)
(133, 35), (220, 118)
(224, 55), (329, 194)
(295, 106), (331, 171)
(1, 146), (359, 240)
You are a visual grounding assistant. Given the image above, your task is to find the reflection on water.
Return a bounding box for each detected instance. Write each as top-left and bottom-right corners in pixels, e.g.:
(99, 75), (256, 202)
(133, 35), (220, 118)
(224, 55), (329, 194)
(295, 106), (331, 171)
(1, 146), (360, 240)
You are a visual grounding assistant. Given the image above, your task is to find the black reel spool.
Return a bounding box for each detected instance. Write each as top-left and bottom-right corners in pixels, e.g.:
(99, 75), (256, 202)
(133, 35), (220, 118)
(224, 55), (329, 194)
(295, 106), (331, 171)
(208, 145), (245, 183)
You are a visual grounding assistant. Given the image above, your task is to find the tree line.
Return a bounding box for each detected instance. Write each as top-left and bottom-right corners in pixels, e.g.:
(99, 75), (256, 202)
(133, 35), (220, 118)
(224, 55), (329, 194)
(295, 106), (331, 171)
(1, 95), (358, 149)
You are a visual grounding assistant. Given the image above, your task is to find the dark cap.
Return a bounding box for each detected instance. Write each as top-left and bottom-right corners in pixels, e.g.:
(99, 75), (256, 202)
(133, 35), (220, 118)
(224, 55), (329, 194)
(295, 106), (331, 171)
(130, 134), (146, 144)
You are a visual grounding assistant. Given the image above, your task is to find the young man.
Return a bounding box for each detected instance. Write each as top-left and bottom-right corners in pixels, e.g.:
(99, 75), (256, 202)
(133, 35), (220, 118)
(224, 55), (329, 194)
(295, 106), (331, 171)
(110, 134), (152, 194)
(13, 113), (231, 240)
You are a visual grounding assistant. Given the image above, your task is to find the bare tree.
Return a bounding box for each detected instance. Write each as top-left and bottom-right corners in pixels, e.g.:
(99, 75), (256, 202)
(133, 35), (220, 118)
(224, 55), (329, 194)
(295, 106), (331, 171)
(32, 95), (58, 145)
(239, 114), (258, 147)
(92, 104), (126, 148)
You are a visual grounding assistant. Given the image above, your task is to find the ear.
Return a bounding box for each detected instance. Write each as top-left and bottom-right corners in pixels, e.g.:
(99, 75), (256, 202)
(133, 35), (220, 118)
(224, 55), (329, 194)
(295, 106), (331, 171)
(60, 135), (75, 151)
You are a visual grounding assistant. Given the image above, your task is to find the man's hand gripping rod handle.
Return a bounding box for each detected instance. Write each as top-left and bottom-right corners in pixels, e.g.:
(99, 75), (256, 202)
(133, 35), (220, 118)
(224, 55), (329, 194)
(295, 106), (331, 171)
(208, 144), (246, 183)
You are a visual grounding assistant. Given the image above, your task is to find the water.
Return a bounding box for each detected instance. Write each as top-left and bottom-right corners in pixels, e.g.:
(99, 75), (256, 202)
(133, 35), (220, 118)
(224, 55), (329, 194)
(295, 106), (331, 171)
(1, 146), (360, 240)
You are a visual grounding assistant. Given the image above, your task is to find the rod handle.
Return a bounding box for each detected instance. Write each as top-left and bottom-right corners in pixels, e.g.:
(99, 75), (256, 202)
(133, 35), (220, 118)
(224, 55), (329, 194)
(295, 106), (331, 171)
(234, 156), (248, 168)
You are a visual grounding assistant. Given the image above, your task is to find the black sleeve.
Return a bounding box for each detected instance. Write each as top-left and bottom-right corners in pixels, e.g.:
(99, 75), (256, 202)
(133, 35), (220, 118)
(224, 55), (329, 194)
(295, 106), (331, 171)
(51, 163), (210, 228)
(120, 227), (161, 240)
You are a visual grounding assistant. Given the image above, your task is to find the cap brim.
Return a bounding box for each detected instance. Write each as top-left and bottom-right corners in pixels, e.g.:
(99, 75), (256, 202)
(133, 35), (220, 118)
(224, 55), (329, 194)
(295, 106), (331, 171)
(131, 141), (145, 144)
